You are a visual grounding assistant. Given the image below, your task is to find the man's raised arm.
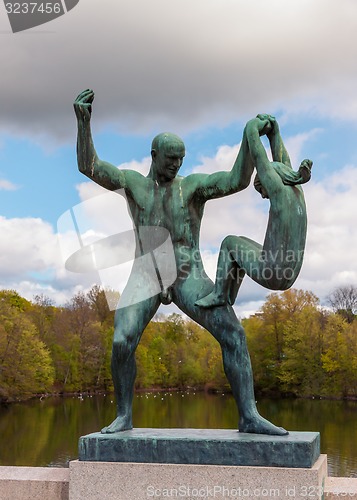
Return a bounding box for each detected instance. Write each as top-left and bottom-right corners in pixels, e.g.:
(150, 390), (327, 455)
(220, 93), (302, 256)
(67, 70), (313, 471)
(74, 90), (125, 191)
(191, 117), (271, 201)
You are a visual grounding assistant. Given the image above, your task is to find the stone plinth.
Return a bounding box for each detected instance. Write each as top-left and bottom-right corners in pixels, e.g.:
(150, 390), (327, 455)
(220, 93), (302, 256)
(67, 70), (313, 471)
(0, 466), (69, 500)
(79, 428), (320, 468)
(69, 455), (328, 500)
(325, 477), (357, 499)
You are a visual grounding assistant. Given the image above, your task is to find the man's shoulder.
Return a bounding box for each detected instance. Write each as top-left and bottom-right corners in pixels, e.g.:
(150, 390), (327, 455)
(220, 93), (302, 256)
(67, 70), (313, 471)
(181, 172), (209, 187)
(122, 169), (146, 178)
(118, 169), (153, 193)
(122, 169), (151, 184)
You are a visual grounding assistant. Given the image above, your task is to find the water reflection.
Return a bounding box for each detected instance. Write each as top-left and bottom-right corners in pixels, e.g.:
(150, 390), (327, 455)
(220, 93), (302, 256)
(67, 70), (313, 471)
(0, 393), (356, 477)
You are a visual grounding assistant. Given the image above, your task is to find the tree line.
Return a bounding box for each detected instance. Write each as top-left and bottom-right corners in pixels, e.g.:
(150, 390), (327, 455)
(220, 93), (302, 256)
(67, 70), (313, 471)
(0, 286), (356, 403)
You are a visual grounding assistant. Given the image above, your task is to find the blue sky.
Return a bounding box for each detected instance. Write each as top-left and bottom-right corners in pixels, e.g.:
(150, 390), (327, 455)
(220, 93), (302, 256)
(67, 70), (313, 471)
(1, 0), (357, 316)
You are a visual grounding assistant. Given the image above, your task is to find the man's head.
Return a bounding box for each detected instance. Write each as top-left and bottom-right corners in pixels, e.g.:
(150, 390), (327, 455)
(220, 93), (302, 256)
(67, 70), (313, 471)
(151, 132), (185, 183)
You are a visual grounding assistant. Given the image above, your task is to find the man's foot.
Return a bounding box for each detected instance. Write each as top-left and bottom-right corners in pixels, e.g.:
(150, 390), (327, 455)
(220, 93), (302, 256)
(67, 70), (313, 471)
(239, 414), (288, 436)
(101, 416), (133, 434)
(195, 292), (226, 308)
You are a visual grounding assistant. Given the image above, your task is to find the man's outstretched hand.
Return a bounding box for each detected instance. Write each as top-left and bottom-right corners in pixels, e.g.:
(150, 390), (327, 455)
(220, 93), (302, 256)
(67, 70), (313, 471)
(74, 89), (94, 122)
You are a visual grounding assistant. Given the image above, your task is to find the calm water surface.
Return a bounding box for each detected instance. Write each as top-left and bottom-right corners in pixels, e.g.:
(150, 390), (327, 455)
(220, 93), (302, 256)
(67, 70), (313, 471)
(0, 392), (356, 477)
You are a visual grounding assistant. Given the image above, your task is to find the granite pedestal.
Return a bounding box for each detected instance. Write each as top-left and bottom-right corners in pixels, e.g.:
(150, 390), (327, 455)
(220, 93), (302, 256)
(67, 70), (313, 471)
(72, 429), (326, 499)
(70, 455), (328, 500)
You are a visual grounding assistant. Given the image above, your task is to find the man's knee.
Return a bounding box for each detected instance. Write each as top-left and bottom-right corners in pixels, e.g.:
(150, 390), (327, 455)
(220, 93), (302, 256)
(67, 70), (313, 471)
(220, 235), (241, 265)
(112, 327), (139, 360)
(217, 321), (246, 351)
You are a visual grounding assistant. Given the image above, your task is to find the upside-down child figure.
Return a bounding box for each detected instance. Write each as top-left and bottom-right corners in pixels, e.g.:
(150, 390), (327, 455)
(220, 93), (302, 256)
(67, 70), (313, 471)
(196, 115), (312, 308)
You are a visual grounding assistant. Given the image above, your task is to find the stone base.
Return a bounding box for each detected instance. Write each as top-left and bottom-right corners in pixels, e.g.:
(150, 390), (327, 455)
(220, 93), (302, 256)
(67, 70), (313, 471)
(0, 466), (69, 500)
(79, 428), (320, 468)
(69, 455), (328, 500)
(325, 477), (357, 499)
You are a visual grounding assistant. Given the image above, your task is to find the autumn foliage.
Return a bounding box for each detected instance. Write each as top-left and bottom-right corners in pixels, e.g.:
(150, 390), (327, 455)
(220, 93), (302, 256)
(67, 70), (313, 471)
(0, 287), (356, 402)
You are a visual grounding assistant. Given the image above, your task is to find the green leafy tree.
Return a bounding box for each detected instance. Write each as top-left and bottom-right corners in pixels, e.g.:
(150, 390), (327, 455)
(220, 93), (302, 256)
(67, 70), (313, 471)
(245, 289), (321, 396)
(0, 297), (54, 400)
(321, 314), (357, 397)
(278, 305), (325, 396)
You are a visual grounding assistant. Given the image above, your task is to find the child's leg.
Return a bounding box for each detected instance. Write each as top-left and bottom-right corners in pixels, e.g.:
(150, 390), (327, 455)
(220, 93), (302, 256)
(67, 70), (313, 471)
(195, 235), (262, 308)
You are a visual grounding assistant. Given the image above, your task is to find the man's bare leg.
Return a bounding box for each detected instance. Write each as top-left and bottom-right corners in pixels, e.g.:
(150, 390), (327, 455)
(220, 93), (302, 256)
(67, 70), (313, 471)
(177, 275), (288, 435)
(222, 335), (287, 435)
(101, 294), (160, 433)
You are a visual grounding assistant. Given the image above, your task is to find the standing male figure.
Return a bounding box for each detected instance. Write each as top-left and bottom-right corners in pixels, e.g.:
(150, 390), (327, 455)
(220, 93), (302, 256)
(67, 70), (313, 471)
(74, 89), (287, 436)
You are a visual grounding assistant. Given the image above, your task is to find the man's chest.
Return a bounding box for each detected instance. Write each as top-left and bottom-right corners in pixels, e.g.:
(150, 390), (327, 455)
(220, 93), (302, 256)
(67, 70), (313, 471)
(131, 185), (194, 232)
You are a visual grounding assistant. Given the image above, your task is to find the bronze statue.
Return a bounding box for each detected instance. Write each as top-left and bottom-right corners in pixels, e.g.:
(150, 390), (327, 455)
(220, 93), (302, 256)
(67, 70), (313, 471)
(74, 90), (311, 436)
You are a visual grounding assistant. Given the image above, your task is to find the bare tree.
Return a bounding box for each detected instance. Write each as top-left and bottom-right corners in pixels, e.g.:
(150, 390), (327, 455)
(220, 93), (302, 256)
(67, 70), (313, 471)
(327, 285), (357, 323)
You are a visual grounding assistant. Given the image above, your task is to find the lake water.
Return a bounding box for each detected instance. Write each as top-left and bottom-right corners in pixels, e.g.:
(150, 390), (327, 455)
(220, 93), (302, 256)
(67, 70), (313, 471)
(0, 392), (356, 477)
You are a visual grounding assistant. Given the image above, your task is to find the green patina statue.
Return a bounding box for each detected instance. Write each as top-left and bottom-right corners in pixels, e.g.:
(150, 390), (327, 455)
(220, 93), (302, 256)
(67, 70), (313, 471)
(74, 90), (312, 436)
(196, 114), (312, 308)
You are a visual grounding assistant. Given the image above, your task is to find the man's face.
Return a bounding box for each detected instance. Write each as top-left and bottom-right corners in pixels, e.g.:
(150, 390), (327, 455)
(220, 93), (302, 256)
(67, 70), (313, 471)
(154, 140), (185, 181)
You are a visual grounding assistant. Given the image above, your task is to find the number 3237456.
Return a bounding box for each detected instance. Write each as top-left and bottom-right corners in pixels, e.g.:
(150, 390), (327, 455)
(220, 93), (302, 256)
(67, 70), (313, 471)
(5, 3), (62, 14)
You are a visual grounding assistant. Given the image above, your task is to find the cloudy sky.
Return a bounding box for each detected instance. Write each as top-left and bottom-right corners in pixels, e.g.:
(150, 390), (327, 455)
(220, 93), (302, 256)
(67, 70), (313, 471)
(0, 0), (357, 317)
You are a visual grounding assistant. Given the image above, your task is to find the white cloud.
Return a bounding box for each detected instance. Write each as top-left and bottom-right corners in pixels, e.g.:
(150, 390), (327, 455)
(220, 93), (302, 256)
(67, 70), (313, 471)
(0, 215), (106, 305)
(0, 179), (19, 191)
(0, 216), (59, 278)
(297, 165), (357, 303)
(1, 0), (357, 140)
(118, 157), (151, 177)
(5, 280), (78, 307)
(284, 129), (323, 168)
(193, 144), (241, 175)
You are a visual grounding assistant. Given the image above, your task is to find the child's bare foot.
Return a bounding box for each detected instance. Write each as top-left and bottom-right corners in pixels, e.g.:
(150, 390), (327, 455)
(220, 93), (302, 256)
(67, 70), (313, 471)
(195, 292), (226, 308)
